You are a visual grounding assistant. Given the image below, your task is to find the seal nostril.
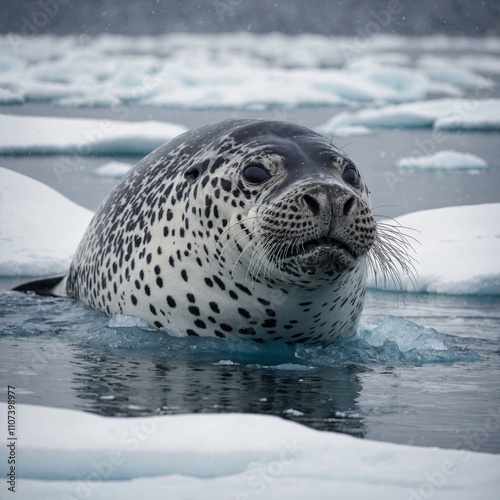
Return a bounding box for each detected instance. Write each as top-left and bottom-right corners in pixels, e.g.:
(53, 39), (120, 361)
(343, 196), (355, 217)
(303, 194), (321, 216)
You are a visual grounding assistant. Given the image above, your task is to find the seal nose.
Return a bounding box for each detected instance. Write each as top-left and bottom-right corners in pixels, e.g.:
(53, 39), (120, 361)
(302, 189), (356, 218)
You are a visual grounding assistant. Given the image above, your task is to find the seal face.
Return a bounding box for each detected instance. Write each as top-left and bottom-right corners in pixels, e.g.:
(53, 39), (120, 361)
(66, 119), (377, 345)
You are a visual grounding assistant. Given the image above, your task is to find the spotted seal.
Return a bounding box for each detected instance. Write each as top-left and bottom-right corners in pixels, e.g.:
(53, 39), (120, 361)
(14, 119), (412, 345)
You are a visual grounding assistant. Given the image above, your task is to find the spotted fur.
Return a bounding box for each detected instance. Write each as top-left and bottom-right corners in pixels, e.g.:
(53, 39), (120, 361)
(66, 119), (377, 346)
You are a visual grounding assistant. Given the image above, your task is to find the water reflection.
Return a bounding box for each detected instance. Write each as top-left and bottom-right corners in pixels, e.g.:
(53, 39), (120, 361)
(71, 349), (366, 438)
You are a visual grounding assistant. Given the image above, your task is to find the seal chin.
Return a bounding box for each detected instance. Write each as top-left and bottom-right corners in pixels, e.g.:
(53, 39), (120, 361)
(289, 237), (358, 274)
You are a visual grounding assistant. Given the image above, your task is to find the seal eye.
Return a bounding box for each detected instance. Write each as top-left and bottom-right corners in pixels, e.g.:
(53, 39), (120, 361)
(342, 165), (361, 189)
(243, 164), (271, 184)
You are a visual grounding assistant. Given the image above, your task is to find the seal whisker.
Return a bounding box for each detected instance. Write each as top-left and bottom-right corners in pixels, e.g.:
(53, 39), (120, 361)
(219, 216), (261, 259)
(368, 218), (419, 291)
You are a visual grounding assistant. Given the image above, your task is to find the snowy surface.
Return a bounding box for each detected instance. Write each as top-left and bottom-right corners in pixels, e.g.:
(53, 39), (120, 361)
(0, 114), (187, 155)
(396, 150), (489, 171)
(0, 402), (499, 500)
(369, 204), (500, 295)
(1, 169), (499, 296)
(318, 98), (500, 135)
(0, 34), (497, 110)
(92, 160), (134, 178)
(0, 167), (93, 277)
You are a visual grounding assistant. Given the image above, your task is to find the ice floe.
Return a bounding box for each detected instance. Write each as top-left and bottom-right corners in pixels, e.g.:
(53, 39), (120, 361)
(0, 114), (187, 155)
(0, 167), (93, 277)
(318, 98), (500, 134)
(417, 55), (493, 89)
(396, 150), (489, 171)
(1, 33), (497, 110)
(369, 204), (500, 295)
(0, 402), (499, 499)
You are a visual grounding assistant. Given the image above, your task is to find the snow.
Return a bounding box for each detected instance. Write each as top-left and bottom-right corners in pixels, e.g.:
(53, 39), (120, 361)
(92, 160), (134, 178)
(396, 150), (489, 171)
(0, 167), (93, 277)
(318, 98), (500, 134)
(0, 114), (187, 155)
(369, 204), (500, 295)
(1, 402), (499, 499)
(2, 33), (497, 110)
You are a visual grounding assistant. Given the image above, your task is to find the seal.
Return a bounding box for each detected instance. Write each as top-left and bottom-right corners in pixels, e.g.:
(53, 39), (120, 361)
(14, 119), (412, 346)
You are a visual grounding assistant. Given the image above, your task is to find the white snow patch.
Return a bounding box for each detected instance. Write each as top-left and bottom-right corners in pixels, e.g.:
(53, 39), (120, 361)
(369, 204), (500, 295)
(0, 114), (187, 155)
(396, 150), (489, 171)
(0, 167), (93, 277)
(0, 403), (498, 499)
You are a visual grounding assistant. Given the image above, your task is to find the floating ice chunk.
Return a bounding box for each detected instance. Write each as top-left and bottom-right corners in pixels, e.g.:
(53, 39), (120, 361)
(0, 114), (187, 155)
(435, 103), (500, 130)
(347, 64), (429, 103)
(456, 55), (500, 75)
(0, 167), (93, 277)
(368, 203), (500, 295)
(427, 80), (464, 98)
(318, 98), (500, 133)
(284, 408), (305, 416)
(107, 315), (150, 328)
(56, 91), (122, 108)
(0, 88), (24, 104)
(331, 125), (373, 137)
(347, 52), (412, 69)
(417, 55), (493, 89)
(359, 316), (447, 352)
(396, 150), (488, 171)
(214, 360), (240, 366)
(1, 402), (498, 499)
(92, 161), (134, 178)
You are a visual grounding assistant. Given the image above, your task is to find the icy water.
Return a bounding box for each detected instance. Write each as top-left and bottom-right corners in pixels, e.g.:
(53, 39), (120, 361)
(1, 102), (500, 454)
(0, 286), (499, 453)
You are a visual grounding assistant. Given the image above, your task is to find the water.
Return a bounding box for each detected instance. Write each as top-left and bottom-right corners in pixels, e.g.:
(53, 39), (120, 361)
(1, 285), (499, 453)
(1, 102), (499, 455)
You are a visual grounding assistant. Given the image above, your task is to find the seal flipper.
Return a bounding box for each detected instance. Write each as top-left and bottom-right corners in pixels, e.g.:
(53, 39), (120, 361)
(12, 275), (69, 298)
